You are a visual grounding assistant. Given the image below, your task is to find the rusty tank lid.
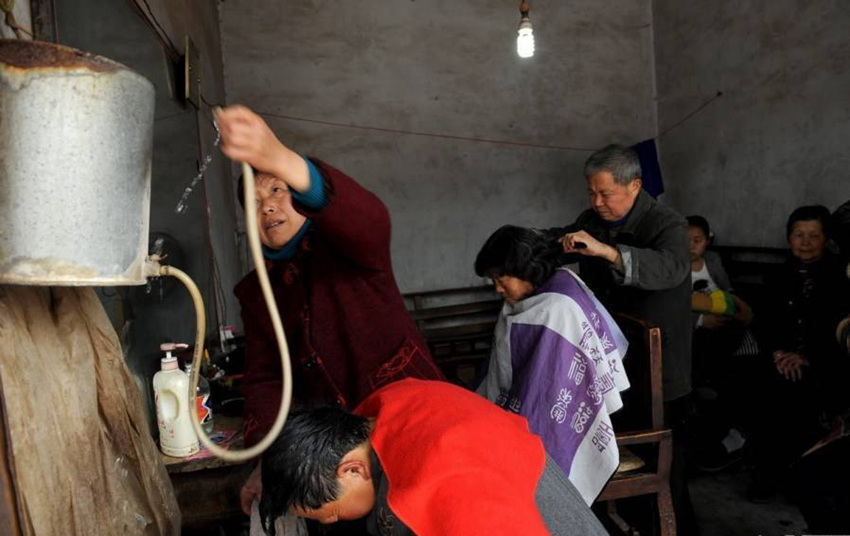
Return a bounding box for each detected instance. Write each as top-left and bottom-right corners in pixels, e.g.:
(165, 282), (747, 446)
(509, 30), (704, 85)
(0, 39), (127, 73)
(0, 39), (153, 92)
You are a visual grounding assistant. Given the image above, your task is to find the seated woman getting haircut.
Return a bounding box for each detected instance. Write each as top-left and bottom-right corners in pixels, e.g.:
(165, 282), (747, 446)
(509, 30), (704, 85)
(474, 225), (630, 505)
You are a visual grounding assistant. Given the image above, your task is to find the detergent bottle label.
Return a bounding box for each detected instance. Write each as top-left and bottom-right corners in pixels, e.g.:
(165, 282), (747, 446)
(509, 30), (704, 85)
(196, 393), (212, 424)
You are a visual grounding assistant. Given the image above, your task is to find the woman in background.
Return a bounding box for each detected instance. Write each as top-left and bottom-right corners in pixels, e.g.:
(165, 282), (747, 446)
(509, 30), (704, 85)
(749, 205), (850, 501)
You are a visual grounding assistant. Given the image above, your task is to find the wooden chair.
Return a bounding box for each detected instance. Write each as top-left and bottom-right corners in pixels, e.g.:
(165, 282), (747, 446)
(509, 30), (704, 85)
(598, 313), (676, 536)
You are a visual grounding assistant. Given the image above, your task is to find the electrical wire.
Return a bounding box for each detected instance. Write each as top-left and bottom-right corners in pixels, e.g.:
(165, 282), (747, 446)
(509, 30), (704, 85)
(657, 91), (723, 139)
(126, 0), (179, 62)
(257, 110), (599, 152)
(199, 89), (721, 155)
(136, 0), (178, 57)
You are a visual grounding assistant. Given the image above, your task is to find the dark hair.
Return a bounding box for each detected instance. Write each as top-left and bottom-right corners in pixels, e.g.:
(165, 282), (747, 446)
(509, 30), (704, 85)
(686, 215), (711, 241)
(474, 225), (561, 288)
(786, 205), (831, 240)
(235, 166), (259, 209)
(584, 144), (642, 185)
(259, 407), (372, 535)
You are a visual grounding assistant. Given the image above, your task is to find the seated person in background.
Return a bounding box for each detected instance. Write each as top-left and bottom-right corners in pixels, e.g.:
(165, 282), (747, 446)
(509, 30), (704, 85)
(748, 205), (850, 500)
(259, 379), (609, 536)
(474, 225), (630, 505)
(687, 215), (753, 340)
(686, 215), (754, 469)
(215, 106), (445, 522)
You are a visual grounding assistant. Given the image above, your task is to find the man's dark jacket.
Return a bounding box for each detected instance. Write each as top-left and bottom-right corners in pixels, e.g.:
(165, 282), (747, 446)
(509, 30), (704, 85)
(547, 190), (692, 401)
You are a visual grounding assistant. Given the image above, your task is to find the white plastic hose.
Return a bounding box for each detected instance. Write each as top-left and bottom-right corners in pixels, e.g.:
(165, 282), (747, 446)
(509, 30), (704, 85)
(150, 162), (292, 462)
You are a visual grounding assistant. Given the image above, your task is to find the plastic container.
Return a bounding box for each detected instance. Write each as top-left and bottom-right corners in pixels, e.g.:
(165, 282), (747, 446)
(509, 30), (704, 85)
(185, 361), (214, 435)
(153, 343), (199, 457)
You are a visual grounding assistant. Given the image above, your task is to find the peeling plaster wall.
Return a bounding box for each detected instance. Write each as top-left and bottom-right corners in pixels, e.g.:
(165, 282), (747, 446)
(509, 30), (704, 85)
(654, 0), (850, 248)
(220, 0), (657, 292)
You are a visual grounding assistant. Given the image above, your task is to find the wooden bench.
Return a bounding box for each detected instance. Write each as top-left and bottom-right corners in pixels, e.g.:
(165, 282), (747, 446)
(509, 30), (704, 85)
(712, 245), (786, 304)
(404, 285), (502, 387)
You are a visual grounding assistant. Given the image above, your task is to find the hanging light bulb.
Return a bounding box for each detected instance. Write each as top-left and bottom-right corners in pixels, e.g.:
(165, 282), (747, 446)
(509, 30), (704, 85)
(517, 1), (535, 58)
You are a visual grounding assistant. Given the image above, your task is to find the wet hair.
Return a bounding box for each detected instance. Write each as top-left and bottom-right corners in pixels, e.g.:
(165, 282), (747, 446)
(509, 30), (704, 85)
(786, 205), (831, 240)
(259, 407), (372, 535)
(474, 225), (562, 288)
(235, 166), (259, 209)
(686, 215), (712, 241)
(584, 144), (642, 185)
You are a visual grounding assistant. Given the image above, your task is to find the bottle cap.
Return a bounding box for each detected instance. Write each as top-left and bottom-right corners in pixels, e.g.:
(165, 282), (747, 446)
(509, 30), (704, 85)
(160, 342), (188, 370)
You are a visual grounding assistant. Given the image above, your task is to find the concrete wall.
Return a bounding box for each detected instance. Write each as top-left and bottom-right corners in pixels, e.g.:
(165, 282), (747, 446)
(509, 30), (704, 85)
(654, 0), (850, 247)
(220, 0), (658, 292)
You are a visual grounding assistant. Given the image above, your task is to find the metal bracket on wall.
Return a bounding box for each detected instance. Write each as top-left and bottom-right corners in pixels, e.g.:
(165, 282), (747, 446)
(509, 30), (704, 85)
(29, 0), (57, 42)
(184, 35), (200, 109)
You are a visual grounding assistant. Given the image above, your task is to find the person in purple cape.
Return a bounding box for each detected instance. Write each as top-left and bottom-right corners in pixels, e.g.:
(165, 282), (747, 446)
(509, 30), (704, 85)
(474, 225), (630, 505)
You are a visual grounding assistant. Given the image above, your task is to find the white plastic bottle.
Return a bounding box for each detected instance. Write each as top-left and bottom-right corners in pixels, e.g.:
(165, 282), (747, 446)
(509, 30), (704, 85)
(185, 361), (214, 435)
(153, 343), (199, 457)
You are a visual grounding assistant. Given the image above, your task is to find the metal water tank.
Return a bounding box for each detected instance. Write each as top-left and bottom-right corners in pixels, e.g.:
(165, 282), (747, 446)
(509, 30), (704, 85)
(0, 40), (154, 285)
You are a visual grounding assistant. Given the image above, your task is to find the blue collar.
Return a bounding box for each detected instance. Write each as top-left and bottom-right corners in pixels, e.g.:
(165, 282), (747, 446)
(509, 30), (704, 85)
(262, 220), (311, 261)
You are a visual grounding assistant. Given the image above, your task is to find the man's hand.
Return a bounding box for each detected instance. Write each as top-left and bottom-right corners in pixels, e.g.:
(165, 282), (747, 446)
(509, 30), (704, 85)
(240, 464), (263, 516)
(559, 231), (620, 265)
(216, 105), (310, 192)
(773, 350), (809, 382)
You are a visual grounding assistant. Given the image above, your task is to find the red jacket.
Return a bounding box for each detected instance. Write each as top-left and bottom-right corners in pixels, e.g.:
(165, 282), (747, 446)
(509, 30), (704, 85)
(235, 159), (444, 446)
(356, 379), (550, 536)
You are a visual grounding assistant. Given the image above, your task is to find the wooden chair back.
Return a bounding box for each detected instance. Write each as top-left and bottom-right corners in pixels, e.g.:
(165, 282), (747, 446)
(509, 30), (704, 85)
(599, 313), (676, 536)
(405, 286), (502, 386)
(610, 313), (665, 432)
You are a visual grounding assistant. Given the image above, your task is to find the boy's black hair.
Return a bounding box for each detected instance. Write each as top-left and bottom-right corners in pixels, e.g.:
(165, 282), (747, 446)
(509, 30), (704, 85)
(786, 205), (831, 240)
(686, 215), (712, 241)
(259, 407), (371, 536)
(474, 225), (562, 288)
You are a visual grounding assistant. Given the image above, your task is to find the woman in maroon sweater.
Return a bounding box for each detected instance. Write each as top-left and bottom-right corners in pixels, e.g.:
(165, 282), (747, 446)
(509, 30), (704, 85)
(217, 106), (444, 517)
